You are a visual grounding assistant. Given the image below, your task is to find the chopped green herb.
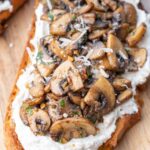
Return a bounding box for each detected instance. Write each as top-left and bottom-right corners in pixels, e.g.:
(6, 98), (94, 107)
(22, 103), (28, 109)
(36, 51), (54, 65)
(125, 47), (131, 52)
(72, 111), (80, 115)
(72, 15), (77, 21)
(26, 107), (33, 116)
(131, 30), (136, 36)
(36, 51), (43, 61)
(48, 12), (54, 21)
(60, 99), (65, 108)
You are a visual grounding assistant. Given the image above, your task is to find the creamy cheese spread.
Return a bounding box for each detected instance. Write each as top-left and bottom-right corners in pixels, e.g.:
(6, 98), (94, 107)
(12, 0), (150, 150)
(0, 0), (13, 13)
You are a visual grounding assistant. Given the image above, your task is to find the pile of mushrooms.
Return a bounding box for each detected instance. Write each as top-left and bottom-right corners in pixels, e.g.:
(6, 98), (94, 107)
(20, 0), (148, 143)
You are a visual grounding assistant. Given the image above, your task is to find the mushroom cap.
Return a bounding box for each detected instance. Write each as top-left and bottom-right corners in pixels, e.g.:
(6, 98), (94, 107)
(107, 34), (128, 59)
(86, 0), (106, 11)
(49, 39), (68, 60)
(50, 60), (83, 96)
(113, 77), (131, 91)
(29, 82), (45, 98)
(84, 76), (116, 115)
(87, 41), (106, 60)
(128, 48), (147, 68)
(50, 13), (75, 36)
(28, 109), (51, 135)
(123, 2), (137, 25)
(50, 117), (96, 143)
(37, 63), (56, 77)
(126, 23), (147, 47)
(20, 101), (30, 126)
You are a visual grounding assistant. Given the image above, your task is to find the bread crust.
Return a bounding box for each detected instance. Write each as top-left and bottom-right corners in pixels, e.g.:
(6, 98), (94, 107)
(4, 0), (143, 150)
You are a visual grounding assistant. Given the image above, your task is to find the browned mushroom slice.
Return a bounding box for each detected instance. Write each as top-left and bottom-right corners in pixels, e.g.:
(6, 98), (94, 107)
(126, 23), (147, 47)
(50, 60), (83, 96)
(37, 63), (56, 77)
(28, 109), (51, 135)
(29, 82), (45, 98)
(87, 41), (105, 60)
(116, 23), (129, 41)
(114, 6), (126, 23)
(100, 56), (114, 70)
(106, 51), (118, 70)
(20, 101), (31, 126)
(44, 81), (51, 93)
(88, 29), (108, 40)
(107, 34), (129, 70)
(50, 13), (75, 36)
(29, 70), (45, 98)
(103, 0), (117, 11)
(113, 77), (131, 91)
(83, 104), (103, 123)
(77, 3), (93, 14)
(95, 11), (113, 20)
(50, 118), (96, 143)
(27, 97), (45, 106)
(82, 13), (96, 25)
(84, 76), (116, 115)
(68, 92), (82, 106)
(65, 32), (83, 55)
(68, 67), (84, 92)
(107, 34), (128, 59)
(117, 89), (133, 104)
(123, 2), (137, 25)
(86, 0), (106, 11)
(49, 39), (69, 60)
(47, 93), (60, 101)
(128, 48), (147, 68)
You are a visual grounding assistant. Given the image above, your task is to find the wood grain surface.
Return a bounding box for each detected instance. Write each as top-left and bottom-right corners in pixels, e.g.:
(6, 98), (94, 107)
(0, 0), (150, 150)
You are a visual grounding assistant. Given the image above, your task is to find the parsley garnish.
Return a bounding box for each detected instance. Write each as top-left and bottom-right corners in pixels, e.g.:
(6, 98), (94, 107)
(26, 107), (33, 116)
(36, 51), (43, 61)
(131, 30), (136, 36)
(60, 99), (65, 108)
(72, 15), (77, 21)
(72, 111), (80, 115)
(48, 12), (54, 21)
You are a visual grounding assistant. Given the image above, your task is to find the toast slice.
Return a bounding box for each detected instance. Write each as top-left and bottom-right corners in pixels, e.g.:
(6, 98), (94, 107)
(0, 0), (26, 33)
(4, 0), (149, 149)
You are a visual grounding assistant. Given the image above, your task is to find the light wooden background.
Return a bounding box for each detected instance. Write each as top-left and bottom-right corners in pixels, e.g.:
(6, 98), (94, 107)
(0, 0), (150, 150)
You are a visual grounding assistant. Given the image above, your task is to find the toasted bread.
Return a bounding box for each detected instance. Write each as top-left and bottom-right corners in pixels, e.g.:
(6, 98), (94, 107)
(3, 0), (146, 150)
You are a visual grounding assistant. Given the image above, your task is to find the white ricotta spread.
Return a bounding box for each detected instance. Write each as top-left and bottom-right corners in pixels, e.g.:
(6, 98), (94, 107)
(122, 0), (150, 90)
(0, 0), (13, 13)
(29, 4), (50, 64)
(12, 0), (150, 150)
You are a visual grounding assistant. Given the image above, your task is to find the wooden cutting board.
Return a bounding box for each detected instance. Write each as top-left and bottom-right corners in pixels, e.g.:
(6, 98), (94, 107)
(0, 0), (149, 150)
